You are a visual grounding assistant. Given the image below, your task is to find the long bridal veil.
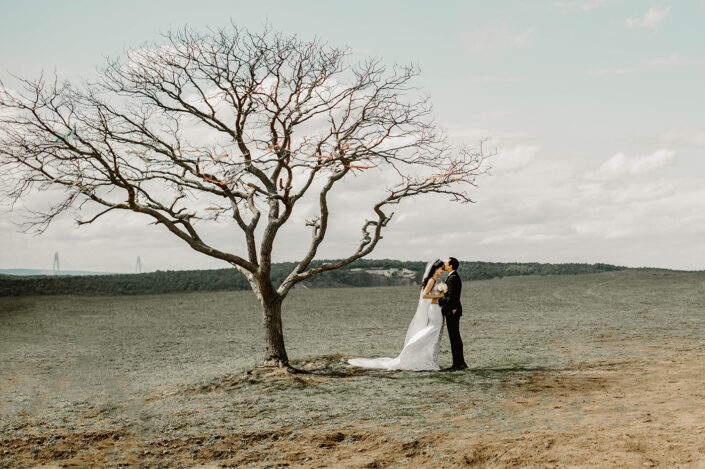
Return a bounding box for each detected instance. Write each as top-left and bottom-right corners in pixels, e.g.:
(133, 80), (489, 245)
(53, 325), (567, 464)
(403, 260), (436, 346)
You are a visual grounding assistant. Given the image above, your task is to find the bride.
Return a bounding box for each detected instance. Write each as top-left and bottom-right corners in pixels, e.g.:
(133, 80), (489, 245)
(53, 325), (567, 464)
(348, 259), (447, 371)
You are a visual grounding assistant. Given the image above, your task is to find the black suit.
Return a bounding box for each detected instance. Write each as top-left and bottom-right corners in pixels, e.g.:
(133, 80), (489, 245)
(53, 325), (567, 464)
(438, 271), (466, 368)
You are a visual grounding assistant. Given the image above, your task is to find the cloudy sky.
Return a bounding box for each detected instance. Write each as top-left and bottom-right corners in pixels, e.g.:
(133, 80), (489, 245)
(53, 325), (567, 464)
(1, 0), (704, 272)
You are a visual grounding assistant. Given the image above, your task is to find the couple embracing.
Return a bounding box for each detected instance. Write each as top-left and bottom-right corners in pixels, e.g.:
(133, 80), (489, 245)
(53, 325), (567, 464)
(348, 257), (468, 372)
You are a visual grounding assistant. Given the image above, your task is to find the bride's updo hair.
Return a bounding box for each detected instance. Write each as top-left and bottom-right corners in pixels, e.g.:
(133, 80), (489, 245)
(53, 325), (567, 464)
(421, 259), (445, 290)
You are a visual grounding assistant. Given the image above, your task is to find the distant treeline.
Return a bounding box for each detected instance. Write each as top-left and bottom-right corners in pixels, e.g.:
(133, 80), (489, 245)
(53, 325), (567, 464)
(0, 259), (624, 297)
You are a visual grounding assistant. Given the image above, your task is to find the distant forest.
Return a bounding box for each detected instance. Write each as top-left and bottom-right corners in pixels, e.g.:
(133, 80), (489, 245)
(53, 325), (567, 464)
(0, 260), (625, 297)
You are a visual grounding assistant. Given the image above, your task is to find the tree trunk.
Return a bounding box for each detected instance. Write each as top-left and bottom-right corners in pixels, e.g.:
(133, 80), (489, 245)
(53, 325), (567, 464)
(261, 297), (289, 367)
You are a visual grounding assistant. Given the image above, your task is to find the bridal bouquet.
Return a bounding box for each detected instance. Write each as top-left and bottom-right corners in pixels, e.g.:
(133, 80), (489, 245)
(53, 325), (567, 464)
(437, 282), (448, 293)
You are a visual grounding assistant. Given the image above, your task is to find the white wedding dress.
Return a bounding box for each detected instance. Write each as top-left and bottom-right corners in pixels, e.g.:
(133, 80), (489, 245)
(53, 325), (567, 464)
(348, 277), (445, 371)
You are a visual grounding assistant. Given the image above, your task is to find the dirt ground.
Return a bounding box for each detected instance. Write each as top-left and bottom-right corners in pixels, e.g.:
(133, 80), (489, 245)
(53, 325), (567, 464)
(3, 272), (705, 468)
(3, 340), (704, 468)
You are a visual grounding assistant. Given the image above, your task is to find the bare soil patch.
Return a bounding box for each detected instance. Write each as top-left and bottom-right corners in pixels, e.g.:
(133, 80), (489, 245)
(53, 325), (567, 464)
(4, 344), (704, 468)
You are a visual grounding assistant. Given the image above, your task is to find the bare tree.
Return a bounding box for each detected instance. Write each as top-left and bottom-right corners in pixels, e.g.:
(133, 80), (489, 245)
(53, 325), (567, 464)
(0, 25), (490, 369)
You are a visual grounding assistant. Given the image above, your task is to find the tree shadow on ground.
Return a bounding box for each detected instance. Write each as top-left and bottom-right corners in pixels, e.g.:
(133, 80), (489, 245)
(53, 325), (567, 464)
(268, 355), (560, 379)
(176, 356), (568, 397)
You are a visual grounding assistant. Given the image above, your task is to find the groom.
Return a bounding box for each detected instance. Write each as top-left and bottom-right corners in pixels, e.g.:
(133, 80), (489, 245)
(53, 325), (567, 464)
(439, 257), (468, 371)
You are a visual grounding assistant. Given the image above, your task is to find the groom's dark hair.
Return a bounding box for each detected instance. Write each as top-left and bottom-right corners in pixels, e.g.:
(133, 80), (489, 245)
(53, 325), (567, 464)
(448, 257), (459, 270)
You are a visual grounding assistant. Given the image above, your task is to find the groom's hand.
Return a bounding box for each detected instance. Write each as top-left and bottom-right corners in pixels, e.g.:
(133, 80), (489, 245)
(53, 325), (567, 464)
(452, 309), (457, 314)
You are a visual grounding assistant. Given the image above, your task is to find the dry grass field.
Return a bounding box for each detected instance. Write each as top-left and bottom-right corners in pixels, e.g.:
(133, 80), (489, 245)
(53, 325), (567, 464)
(1, 269), (704, 468)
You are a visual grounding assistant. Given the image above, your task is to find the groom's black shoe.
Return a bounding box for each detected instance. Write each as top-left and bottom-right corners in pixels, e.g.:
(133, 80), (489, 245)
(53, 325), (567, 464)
(441, 366), (456, 372)
(447, 364), (468, 372)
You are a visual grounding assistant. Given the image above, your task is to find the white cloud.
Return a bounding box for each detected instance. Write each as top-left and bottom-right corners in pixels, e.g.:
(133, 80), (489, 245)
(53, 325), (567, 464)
(124, 43), (181, 74)
(350, 47), (372, 56)
(5, 139), (703, 271)
(479, 224), (569, 245)
(0, 86), (21, 133)
(461, 24), (534, 57)
(643, 54), (705, 68)
(587, 53), (705, 77)
(565, 177), (702, 249)
(481, 110), (517, 117)
(587, 149), (676, 180)
(443, 127), (530, 147)
(466, 75), (522, 84)
(661, 128), (705, 146)
(625, 6), (672, 31)
(492, 145), (540, 173)
(611, 182), (676, 204)
(570, 220), (633, 239)
(587, 66), (643, 77)
(553, 0), (607, 11)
